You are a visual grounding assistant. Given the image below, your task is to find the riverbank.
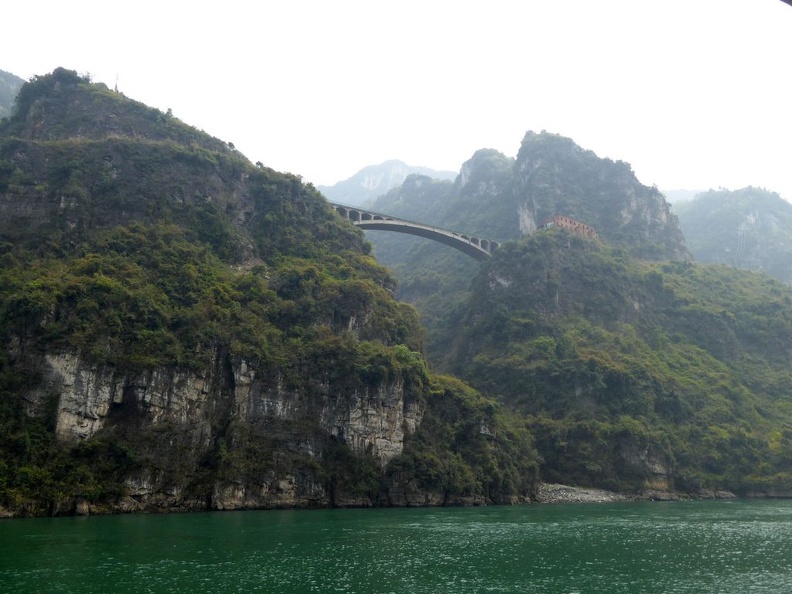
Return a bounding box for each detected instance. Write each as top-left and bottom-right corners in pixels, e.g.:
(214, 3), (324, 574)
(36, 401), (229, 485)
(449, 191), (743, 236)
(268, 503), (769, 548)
(0, 484), (747, 518)
(536, 483), (629, 504)
(536, 483), (739, 504)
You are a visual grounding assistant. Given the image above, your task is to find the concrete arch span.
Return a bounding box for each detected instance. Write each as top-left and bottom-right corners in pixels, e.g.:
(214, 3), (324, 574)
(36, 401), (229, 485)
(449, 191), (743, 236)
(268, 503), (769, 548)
(331, 203), (500, 262)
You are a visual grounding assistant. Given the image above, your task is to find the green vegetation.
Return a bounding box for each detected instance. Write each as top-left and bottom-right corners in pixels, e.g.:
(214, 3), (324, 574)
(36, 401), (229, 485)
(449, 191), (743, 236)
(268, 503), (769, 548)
(3, 69), (791, 515)
(0, 69), (541, 515)
(368, 133), (689, 366)
(447, 231), (792, 494)
(388, 375), (539, 504)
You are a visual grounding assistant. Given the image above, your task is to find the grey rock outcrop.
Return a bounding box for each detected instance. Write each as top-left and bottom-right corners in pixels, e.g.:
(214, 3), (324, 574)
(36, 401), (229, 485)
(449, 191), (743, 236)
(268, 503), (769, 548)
(23, 348), (423, 511)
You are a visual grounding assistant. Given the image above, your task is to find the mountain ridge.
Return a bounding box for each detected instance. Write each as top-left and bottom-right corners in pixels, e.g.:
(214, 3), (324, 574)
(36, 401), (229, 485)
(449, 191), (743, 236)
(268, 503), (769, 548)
(318, 159), (457, 207)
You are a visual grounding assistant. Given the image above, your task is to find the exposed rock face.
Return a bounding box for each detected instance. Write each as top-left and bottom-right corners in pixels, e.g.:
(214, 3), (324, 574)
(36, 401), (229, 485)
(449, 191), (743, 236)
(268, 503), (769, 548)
(517, 201), (536, 236)
(321, 382), (422, 464)
(369, 132), (689, 266)
(512, 131), (689, 261)
(24, 349), (422, 511)
(620, 445), (672, 491)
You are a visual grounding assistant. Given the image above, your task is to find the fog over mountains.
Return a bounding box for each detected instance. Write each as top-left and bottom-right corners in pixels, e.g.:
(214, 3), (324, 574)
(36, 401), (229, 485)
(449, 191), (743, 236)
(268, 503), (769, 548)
(324, 154), (792, 288)
(674, 187), (792, 286)
(317, 160), (456, 207)
(0, 69), (24, 119)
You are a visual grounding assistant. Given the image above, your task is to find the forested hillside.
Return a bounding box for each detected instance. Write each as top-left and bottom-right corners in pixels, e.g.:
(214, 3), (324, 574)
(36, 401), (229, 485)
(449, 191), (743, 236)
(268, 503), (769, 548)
(674, 187), (792, 285)
(360, 133), (792, 497)
(0, 69), (537, 516)
(450, 232), (792, 493)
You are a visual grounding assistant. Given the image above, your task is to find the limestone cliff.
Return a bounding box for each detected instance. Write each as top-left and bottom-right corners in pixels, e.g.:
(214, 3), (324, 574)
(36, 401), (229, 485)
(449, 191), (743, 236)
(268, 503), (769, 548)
(512, 131), (689, 261)
(19, 348), (420, 512)
(369, 131), (690, 262)
(0, 69), (24, 119)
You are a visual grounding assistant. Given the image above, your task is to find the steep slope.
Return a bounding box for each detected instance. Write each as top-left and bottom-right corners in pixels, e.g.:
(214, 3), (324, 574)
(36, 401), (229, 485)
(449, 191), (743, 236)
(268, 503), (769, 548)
(512, 132), (688, 261)
(360, 172), (482, 361)
(318, 159), (457, 207)
(0, 69), (538, 516)
(674, 187), (792, 285)
(450, 230), (792, 495)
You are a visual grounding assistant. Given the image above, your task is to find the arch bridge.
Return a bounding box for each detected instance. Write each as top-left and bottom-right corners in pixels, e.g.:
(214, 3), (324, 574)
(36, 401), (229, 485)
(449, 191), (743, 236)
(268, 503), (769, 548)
(329, 202), (500, 262)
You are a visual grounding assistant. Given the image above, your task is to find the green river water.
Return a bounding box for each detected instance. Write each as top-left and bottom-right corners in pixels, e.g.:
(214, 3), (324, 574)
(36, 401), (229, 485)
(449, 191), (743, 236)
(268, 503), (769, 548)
(2, 499), (792, 593)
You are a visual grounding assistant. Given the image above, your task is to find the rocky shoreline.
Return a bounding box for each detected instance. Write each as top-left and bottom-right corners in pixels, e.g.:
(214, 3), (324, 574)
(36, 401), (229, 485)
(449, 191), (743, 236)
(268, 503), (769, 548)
(0, 485), (749, 518)
(536, 483), (629, 504)
(536, 483), (739, 504)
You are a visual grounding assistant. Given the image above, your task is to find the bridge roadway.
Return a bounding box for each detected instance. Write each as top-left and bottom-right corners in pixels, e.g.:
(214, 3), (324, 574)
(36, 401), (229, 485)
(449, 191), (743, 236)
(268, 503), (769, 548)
(329, 202), (500, 262)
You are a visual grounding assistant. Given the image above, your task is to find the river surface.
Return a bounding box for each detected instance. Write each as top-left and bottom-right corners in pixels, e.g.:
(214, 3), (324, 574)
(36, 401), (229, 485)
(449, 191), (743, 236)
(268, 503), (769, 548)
(2, 499), (792, 593)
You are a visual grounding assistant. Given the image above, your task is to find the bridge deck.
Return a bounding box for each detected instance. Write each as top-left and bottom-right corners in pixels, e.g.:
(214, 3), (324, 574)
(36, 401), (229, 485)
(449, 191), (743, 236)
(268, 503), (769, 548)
(329, 202), (500, 261)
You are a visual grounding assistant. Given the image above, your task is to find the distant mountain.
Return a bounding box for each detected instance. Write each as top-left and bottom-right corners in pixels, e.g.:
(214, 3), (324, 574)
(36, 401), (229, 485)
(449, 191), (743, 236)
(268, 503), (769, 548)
(674, 187), (792, 285)
(317, 159), (457, 206)
(371, 132), (689, 262)
(0, 69), (24, 119)
(364, 132), (690, 367)
(662, 189), (707, 204)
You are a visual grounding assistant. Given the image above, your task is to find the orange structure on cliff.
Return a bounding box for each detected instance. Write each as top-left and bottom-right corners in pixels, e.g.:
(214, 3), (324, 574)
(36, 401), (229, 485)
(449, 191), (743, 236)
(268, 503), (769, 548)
(539, 215), (598, 240)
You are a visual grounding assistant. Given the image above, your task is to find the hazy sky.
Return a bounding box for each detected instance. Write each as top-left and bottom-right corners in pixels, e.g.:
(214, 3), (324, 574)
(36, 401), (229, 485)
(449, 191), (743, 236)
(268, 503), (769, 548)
(3, 1), (791, 199)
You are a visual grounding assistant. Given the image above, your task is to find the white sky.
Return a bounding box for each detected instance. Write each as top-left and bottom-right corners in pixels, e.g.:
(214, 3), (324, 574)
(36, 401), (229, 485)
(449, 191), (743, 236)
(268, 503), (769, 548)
(3, 1), (791, 200)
